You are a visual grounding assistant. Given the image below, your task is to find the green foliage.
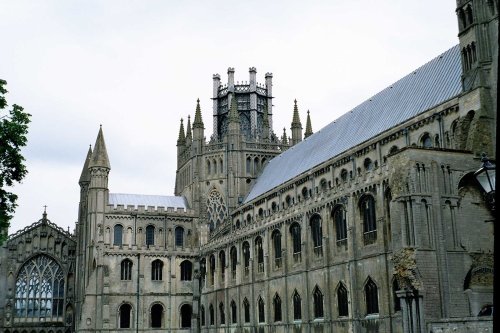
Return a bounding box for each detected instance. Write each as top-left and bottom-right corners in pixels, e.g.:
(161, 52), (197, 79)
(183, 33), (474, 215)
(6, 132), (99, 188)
(0, 79), (31, 244)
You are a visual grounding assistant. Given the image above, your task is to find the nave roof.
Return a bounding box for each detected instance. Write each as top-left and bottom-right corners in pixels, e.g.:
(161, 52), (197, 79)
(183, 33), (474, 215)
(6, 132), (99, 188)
(245, 45), (462, 202)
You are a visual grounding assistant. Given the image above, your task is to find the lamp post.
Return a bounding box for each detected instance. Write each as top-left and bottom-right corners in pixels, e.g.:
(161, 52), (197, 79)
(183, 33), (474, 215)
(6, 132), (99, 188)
(474, 153), (495, 213)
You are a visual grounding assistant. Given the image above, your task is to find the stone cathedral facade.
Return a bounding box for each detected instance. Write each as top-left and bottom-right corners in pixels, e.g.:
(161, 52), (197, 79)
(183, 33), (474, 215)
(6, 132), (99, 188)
(0, 1), (497, 333)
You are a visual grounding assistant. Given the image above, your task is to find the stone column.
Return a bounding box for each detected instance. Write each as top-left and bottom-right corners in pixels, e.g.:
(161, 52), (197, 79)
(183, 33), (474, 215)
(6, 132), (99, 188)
(396, 289), (425, 333)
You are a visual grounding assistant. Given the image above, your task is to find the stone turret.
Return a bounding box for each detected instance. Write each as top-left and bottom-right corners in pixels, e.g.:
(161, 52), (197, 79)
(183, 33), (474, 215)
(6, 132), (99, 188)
(304, 110), (313, 139)
(291, 99), (303, 145)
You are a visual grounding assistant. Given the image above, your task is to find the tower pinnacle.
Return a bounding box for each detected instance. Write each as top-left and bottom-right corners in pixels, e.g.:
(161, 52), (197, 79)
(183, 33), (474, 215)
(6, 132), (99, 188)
(304, 110), (313, 139)
(88, 126), (110, 169)
(177, 118), (186, 146)
(193, 98), (204, 129)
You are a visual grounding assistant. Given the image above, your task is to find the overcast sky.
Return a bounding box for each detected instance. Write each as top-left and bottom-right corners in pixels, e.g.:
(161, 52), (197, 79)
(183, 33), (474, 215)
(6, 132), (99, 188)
(1, 0), (459, 234)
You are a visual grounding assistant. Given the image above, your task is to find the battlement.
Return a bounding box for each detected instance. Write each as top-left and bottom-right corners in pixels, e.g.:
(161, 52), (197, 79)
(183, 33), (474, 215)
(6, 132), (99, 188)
(107, 204), (192, 215)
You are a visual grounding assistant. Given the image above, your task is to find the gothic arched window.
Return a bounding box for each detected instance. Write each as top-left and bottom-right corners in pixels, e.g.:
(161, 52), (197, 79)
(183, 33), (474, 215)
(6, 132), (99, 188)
(272, 229), (282, 267)
(333, 205), (347, 242)
(145, 225), (155, 246)
(313, 286), (324, 318)
(290, 223), (301, 254)
(230, 246), (237, 279)
(310, 214), (323, 250)
(175, 227), (184, 247)
(150, 303), (163, 328)
(200, 305), (205, 326)
(365, 278), (379, 315)
(209, 254), (215, 286)
(209, 304), (214, 325)
(258, 297), (265, 323)
(243, 298), (250, 323)
(255, 236), (264, 273)
(242, 241), (250, 276)
(219, 302), (225, 324)
(119, 303), (132, 328)
(114, 224), (123, 246)
(207, 189), (227, 231)
(337, 283), (349, 317)
(293, 290), (301, 320)
(180, 260), (193, 281)
(219, 251), (226, 282)
(360, 195), (377, 244)
(151, 259), (163, 281)
(15, 255), (65, 319)
(121, 259), (133, 280)
(231, 300), (237, 324)
(273, 293), (282, 322)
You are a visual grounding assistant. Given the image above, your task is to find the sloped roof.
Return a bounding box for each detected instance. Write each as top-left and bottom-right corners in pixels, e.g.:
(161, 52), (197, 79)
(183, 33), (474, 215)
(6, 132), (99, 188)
(245, 45), (462, 202)
(109, 193), (188, 209)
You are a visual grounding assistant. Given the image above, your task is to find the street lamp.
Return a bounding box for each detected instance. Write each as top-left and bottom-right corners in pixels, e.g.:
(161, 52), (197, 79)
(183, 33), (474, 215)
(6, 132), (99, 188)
(474, 153), (495, 212)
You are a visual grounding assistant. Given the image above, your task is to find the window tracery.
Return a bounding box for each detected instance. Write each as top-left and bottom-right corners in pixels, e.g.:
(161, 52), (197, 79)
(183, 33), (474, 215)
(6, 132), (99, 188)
(15, 255), (65, 320)
(207, 189), (227, 231)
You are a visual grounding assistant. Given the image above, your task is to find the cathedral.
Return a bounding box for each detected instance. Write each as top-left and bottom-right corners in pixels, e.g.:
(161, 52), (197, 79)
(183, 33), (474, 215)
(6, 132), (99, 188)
(0, 1), (497, 332)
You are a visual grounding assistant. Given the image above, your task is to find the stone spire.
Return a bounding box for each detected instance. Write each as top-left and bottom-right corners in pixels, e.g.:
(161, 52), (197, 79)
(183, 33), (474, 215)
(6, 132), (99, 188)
(89, 126), (111, 169)
(290, 99), (303, 146)
(228, 93), (240, 123)
(185, 115), (192, 145)
(304, 110), (313, 139)
(177, 118), (186, 146)
(79, 145), (93, 184)
(281, 127), (288, 145)
(193, 98), (204, 129)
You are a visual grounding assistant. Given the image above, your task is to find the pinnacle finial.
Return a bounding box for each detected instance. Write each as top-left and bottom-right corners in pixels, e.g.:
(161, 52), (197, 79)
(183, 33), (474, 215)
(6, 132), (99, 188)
(304, 110), (313, 138)
(177, 118), (186, 145)
(282, 127), (288, 144)
(88, 126), (111, 169)
(186, 115), (192, 143)
(291, 99), (302, 128)
(193, 98), (204, 129)
(42, 206), (48, 223)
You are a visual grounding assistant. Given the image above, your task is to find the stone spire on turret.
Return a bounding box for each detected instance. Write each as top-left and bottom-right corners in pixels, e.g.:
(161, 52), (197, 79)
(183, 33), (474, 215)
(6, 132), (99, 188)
(177, 118), (186, 146)
(281, 127), (288, 145)
(290, 99), (303, 146)
(304, 110), (313, 139)
(193, 98), (204, 129)
(228, 93), (240, 123)
(79, 145), (93, 184)
(89, 126), (111, 169)
(292, 99), (301, 127)
(185, 115), (192, 145)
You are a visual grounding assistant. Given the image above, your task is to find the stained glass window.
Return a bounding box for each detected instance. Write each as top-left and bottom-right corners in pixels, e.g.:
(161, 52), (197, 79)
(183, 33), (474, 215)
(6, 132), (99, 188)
(15, 255), (65, 320)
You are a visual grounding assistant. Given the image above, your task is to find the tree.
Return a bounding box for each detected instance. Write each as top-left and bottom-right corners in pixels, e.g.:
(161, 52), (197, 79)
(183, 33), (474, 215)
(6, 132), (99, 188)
(0, 79), (31, 244)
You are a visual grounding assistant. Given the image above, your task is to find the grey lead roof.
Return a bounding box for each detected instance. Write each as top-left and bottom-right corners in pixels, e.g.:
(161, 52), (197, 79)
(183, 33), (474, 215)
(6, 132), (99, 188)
(109, 193), (188, 209)
(245, 45), (462, 202)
